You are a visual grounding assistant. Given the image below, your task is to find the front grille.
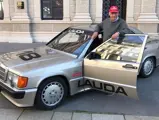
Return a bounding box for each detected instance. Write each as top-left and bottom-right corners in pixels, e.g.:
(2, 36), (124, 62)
(0, 66), (5, 80)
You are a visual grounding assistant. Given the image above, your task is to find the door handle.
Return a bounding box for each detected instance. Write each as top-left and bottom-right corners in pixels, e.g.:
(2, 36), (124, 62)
(122, 64), (138, 69)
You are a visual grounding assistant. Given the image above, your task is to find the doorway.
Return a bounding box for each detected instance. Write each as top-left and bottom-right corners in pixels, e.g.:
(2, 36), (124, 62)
(102, 0), (127, 20)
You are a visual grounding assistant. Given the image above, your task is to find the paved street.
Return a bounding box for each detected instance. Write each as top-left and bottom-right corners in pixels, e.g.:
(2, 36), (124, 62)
(0, 42), (159, 119)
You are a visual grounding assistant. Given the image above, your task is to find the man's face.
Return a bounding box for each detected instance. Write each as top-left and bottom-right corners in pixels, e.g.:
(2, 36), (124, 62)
(109, 12), (118, 22)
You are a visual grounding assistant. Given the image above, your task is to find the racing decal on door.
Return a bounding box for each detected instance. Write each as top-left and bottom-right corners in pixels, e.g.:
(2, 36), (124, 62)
(78, 79), (128, 96)
(17, 51), (41, 61)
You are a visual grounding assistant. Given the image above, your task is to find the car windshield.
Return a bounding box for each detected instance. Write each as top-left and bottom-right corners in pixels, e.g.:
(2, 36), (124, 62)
(47, 28), (92, 56)
(95, 35), (146, 62)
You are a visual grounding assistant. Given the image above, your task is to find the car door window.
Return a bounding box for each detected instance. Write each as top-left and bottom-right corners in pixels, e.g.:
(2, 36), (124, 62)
(94, 35), (146, 63)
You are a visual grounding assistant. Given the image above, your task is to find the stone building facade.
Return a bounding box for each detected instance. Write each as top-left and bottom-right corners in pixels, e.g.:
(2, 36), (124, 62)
(0, 0), (159, 43)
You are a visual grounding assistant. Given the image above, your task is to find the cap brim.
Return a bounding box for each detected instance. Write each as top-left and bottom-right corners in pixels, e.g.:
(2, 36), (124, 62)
(109, 11), (119, 13)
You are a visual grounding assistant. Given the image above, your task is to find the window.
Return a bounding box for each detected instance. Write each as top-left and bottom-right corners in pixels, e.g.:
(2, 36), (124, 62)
(95, 35), (146, 63)
(41, 0), (63, 20)
(47, 28), (91, 56)
(0, 0), (4, 20)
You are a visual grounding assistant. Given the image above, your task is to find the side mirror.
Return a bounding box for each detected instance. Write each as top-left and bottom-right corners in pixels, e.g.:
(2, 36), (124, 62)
(88, 52), (101, 60)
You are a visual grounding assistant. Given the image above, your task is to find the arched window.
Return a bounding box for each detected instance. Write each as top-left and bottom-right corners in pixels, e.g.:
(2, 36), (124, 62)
(102, 0), (127, 20)
(41, 0), (63, 20)
(0, 0), (4, 20)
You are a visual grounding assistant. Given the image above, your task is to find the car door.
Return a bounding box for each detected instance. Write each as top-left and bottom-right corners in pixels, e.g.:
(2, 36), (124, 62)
(82, 34), (148, 99)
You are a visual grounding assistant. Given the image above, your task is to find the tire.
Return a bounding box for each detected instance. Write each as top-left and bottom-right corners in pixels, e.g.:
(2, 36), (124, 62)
(140, 57), (155, 78)
(35, 77), (68, 110)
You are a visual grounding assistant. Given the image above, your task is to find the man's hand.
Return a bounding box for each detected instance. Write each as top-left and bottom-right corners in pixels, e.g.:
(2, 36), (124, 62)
(111, 32), (120, 39)
(91, 32), (99, 40)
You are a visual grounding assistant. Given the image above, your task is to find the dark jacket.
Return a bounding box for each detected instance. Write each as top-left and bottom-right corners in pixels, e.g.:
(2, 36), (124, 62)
(95, 18), (131, 42)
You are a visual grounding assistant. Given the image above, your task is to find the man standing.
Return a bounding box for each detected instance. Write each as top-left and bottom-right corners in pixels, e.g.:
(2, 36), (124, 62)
(91, 6), (130, 41)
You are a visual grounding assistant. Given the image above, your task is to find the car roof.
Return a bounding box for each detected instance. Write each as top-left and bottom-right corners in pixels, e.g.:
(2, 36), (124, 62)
(70, 24), (97, 32)
(70, 24), (144, 34)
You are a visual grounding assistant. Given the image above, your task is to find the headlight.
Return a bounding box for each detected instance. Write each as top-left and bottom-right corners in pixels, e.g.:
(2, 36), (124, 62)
(7, 72), (19, 87)
(7, 72), (28, 88)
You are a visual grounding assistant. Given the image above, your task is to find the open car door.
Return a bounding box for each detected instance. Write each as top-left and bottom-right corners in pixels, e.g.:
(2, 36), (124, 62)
(83, 34), (148, 99)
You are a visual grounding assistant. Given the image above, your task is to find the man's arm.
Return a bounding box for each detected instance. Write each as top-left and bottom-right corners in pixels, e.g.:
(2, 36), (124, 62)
(91, 32), (99, 39)
(91, 22), (103, 40)
(118, 20), (130, 37)
(111, 20), (130, 39)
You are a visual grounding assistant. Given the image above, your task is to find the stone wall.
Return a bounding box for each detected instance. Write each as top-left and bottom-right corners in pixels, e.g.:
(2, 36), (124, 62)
(70, 0), (76, 20)
(0, 0), (159, 43)
(90, 0), (96, 22)
(9, 0), (14, 18)
(134, 0), (141, 21)
(157, 0), (159, 17)
(28, 0), (34, 19)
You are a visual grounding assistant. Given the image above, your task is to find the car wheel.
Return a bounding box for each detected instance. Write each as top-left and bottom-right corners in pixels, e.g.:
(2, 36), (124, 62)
(140, 57), (155, 78)
(35, 77), (68, 110)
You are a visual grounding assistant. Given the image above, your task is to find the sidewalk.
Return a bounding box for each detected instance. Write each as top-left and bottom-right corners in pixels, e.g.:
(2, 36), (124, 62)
(1, 108), (159, 120)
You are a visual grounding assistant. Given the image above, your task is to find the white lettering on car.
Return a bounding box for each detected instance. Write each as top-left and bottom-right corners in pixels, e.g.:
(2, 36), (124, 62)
(69, 29), (85, 34)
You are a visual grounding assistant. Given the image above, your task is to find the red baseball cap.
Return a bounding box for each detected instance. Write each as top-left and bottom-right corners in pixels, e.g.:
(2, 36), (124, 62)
(109, 6), (119, 13)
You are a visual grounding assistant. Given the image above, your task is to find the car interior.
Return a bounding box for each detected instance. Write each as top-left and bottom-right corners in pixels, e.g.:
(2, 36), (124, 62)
(85, 33), (103, 57)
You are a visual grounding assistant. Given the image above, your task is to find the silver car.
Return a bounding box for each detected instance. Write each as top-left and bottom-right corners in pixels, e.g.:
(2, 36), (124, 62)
(0, 24), (158, 110)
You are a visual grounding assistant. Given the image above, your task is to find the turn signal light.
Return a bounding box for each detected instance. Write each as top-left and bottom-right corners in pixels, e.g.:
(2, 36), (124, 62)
(17, 76), (28, 88)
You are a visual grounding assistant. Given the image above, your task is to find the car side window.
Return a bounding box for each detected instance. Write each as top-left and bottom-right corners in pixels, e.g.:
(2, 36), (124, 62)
(94, 35), (146, 63)
(84, 35), (103, 57)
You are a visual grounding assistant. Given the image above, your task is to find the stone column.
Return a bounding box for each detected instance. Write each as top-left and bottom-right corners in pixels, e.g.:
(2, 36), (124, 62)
(73, 0), (92, 23)
(3, 0), (10, 21)
(63, 0), (70, 21)
(95, 0), (102, 23)
(12, 0), (30, 21)
(138, 0), (158, 21)
(11, 0), (32, 43)
(33, 0), (41, 21)
(157, 0), (159, 17)
(126, 0), (135, 22)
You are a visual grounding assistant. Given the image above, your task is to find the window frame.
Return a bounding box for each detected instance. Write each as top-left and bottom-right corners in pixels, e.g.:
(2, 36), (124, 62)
(0, 0), (4, 20)
(86, 34), (147, 64)
(41, 0), (63, 20)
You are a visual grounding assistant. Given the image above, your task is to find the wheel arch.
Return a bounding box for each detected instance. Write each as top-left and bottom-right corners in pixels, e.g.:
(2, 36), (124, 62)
(37, 75), (71, 96)
(138, 55), (156, 78)
(142, 55), (157, 67)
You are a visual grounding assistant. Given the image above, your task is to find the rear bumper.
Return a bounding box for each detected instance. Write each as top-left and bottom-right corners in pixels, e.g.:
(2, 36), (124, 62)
(0, 81), (37, 107)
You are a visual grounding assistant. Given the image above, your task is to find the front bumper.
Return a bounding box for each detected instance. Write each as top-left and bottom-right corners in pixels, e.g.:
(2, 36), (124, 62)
(0, 81), (25, 99)
(0, 81), (37, 107)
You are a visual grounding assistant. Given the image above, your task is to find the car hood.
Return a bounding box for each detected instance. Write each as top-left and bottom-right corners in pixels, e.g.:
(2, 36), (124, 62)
(0, 46), (76, 72)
